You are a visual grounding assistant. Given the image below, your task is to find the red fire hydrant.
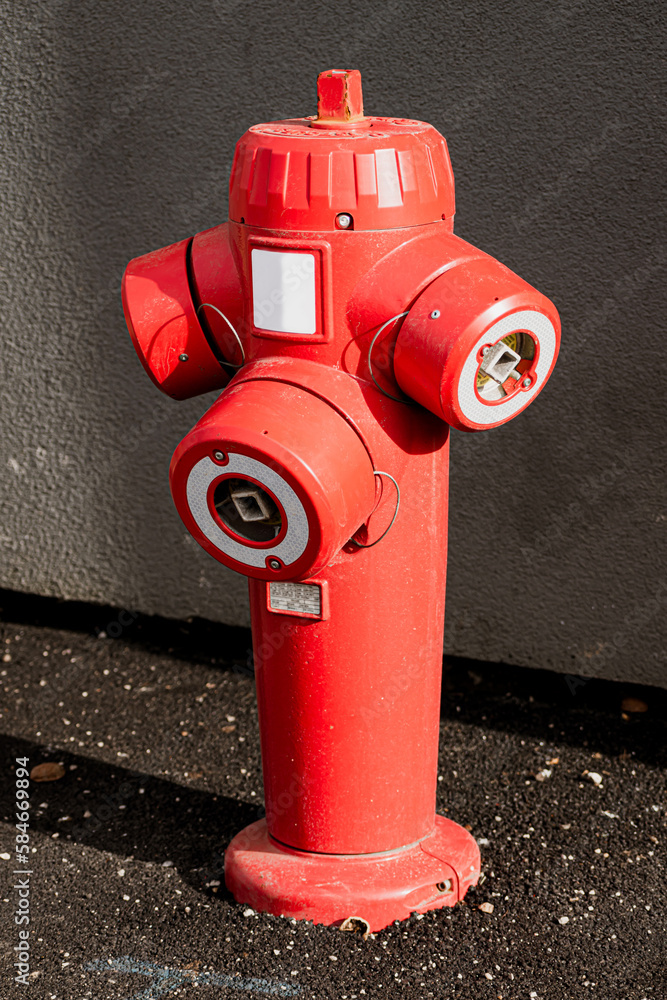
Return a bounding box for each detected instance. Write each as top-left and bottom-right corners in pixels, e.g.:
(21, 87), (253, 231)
(122, 70), (560, 931)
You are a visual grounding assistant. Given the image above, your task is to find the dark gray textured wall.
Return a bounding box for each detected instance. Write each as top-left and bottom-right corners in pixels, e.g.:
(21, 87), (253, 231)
(0, 1), (664, 684)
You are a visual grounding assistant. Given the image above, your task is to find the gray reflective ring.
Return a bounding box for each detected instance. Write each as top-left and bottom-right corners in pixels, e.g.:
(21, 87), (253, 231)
(456, 310), (557, 425)
(186, 454), (310, 568)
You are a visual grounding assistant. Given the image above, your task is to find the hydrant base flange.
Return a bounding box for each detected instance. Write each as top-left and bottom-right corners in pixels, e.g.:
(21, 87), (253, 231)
(224, 815), (481, 932)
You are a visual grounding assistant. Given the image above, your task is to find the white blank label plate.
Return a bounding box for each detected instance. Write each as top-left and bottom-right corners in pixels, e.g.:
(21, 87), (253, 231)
(251, 249), (317, 334)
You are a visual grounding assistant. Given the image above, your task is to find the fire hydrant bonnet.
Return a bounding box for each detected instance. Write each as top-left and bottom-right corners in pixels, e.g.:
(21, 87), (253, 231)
(229, 71), (455, 233)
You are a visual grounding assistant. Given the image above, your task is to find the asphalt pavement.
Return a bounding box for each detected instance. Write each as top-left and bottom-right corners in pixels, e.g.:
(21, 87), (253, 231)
(0, 588), (665, 999)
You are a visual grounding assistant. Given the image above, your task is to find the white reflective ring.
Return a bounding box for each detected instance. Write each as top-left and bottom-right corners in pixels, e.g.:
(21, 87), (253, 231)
(455, 310), (557, 426)
(186, 455), (310, 568)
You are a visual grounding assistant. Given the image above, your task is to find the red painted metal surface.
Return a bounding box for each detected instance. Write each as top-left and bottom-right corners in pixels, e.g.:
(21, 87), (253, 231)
(244, 383), (448, 853)
(169, 374), (377, 582)
(227, 66), (455, 233)
(225, 816), (480, 932)
(121, 236), (232, 400)
(314, 68), (366, 127)
(394, 255), (561, 431)
(190, 223), (245, 366)
(122, 68), (560, 930)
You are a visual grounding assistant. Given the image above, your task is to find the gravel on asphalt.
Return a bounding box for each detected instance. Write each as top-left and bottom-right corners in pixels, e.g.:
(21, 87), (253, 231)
(0, 588), (665, 999)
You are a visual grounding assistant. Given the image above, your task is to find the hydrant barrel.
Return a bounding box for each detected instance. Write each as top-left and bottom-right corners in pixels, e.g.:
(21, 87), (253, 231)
(247, 403), (449, 854)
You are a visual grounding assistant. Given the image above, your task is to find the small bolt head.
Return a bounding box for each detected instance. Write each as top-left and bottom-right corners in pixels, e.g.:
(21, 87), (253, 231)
(522, 377), (532, 388)
(213, 450), (226, 462)
(268, 558), (281, 570)
(179, 353), (189, 362)
(429, 309), (441, 320)
(336, 213), (352, 229)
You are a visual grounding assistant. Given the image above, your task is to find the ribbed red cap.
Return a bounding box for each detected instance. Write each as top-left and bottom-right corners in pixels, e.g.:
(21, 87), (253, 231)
(228, 70), (455, 232)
